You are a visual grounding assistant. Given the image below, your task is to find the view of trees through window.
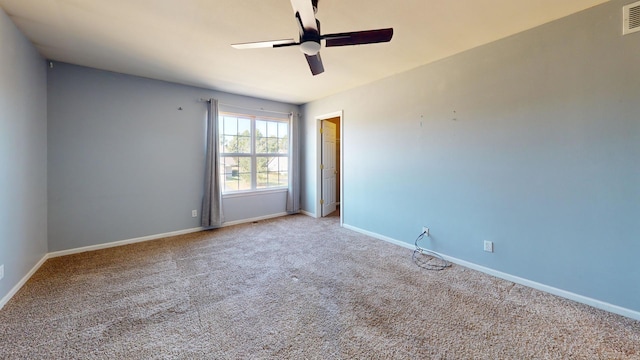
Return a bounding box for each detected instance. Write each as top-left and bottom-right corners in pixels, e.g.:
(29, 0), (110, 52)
(219, 114), (289, 192)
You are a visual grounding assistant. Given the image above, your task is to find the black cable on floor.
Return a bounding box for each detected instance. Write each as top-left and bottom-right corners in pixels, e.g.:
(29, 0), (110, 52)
(412, 231), (451, 271)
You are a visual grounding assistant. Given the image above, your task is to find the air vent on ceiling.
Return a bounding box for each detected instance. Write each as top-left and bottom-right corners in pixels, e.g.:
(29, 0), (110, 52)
(623, 1), (640, 35)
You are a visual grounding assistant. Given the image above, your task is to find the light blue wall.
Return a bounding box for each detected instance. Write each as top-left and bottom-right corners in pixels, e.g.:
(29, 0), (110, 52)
(301, 0), (640, 313)
(0, 8), (48, 301)
(48, 63), (299, 252)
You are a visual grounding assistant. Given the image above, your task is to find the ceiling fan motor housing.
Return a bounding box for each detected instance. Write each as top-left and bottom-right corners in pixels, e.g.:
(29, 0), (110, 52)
(300, 19), (321, 55)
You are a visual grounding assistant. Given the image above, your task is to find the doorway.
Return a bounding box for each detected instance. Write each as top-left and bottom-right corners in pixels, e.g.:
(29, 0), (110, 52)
(316, 111), (343, 225)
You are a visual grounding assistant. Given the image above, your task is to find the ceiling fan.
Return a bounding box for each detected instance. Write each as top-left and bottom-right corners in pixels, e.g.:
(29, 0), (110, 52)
(231, 0), (393, 76)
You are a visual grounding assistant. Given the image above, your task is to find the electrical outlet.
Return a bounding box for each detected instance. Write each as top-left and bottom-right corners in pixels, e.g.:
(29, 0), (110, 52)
(484, 240), (494, 253)
(191, 210), (198, 217)
(0, 264), (4, 280)
(422, 226), (429, 236)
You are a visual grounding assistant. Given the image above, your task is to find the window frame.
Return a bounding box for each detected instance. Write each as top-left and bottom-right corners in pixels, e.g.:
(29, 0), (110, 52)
(219, 112), (289, 195)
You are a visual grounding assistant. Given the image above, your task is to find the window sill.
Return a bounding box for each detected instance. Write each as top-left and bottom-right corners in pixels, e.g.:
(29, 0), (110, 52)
(222, 187), (288, 199)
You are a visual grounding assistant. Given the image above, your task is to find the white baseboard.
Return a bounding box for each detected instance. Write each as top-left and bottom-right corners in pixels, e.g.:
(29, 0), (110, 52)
(6, 220), (638, 321)
(222, 212), (289, 227)
(300, 210), (316, 218)
(48, 227), (205, 259)
(0, 254), (49, 310)
(49, 212), (293, 259)
(342, 223), (640, 322)
(343, 224), (414, 251)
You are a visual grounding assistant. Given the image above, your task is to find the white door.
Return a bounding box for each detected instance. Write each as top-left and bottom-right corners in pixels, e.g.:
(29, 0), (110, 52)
(321, 121), (337, 216)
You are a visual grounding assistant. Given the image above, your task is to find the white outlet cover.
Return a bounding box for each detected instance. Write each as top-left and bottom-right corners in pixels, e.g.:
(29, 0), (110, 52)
(0, 264), (4, 280)
(484, 241), (494, 252)
(191, 210), (198, 217)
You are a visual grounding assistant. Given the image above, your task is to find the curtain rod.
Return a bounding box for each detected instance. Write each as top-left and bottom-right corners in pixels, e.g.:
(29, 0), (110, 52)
(199, 98), (292, 116)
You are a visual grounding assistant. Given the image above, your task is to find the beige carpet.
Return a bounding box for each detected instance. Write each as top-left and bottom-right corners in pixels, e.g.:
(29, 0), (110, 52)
(1, 214), (638, 359)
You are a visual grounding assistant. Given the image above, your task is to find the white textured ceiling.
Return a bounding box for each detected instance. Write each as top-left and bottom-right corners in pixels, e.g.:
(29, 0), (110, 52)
(0, 0), (609, 104)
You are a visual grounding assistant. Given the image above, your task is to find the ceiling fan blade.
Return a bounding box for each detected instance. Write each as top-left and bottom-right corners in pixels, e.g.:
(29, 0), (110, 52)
(305, 53), (324, 75)
(231, 39), (297, 49)
(323, 28), (393, 47)
(290, 0), (318, 33)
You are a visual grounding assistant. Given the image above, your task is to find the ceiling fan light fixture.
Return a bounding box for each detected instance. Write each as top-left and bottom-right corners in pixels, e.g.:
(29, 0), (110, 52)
(300, 40), (321, 55)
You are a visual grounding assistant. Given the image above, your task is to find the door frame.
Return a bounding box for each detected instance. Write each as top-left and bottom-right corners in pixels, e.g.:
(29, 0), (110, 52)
(316, 110), (343, 226)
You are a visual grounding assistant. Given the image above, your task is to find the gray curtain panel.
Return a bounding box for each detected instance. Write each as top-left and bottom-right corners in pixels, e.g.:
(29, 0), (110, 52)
(202, 98), (224, 228)
(286, 112), (300, 213)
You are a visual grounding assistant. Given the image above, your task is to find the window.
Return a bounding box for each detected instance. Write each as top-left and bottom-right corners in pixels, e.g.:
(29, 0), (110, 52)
(219, 113), (289, 193)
